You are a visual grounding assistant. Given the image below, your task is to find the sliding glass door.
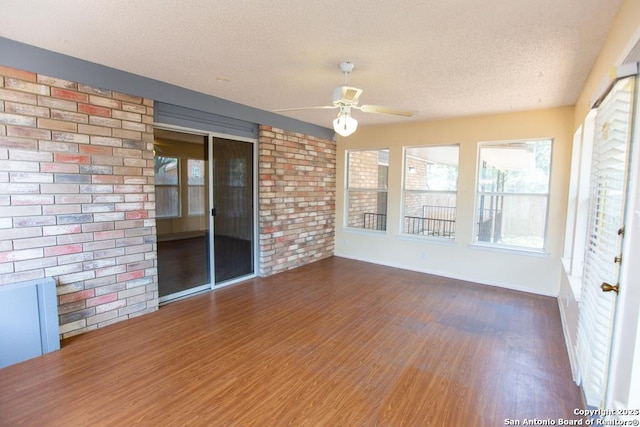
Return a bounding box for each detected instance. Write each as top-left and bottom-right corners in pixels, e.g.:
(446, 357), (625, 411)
(155, 129), (211, 300)
(154, 129), (255, 301)
(212, 137), (255, 284)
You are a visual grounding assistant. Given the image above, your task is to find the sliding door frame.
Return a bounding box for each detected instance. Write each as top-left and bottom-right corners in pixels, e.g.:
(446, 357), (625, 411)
(208, 131), (259, 289)
(154, 123), (258, 302)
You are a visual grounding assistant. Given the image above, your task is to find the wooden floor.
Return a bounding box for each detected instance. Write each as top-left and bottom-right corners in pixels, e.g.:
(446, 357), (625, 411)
(0, 257), (583, 426)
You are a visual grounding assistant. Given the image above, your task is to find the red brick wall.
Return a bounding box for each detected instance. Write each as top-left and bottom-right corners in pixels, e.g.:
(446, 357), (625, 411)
(0, 66), (157, 338)
(258, 126), (335, 275)
(404, 156), (429, 217)
(0, 65), (337, 338)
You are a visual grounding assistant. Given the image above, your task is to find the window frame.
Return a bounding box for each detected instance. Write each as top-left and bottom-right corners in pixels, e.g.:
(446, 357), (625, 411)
(401, 144), (459, 240)
(473, 138), (553, 252)
(562, 110), (597, 300)
(345, 148), (390, 232)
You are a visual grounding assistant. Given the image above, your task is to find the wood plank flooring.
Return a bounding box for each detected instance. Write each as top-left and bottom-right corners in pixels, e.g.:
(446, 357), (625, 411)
(0, 257), (583, 426)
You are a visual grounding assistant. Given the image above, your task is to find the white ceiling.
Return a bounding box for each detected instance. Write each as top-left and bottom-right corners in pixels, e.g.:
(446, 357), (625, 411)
(0, 0), (623, 130)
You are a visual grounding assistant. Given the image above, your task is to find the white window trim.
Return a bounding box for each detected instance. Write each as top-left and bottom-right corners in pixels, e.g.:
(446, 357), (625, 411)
(470, 241), (549, 257)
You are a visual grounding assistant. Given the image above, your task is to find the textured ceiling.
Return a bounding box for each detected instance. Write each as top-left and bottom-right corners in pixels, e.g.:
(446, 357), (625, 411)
(0, 0), (623, 129)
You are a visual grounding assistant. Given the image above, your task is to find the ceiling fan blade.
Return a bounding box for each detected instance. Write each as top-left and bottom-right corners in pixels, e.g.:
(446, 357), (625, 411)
(274, 105), (338, 113)
(358, 104), (416, 117)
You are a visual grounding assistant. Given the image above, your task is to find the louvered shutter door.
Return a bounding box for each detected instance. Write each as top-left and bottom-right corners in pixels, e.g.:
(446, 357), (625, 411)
(576, 76), (635, 408)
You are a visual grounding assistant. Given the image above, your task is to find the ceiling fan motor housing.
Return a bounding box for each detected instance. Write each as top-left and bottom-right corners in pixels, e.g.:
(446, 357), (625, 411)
(332, 85), (362, 105)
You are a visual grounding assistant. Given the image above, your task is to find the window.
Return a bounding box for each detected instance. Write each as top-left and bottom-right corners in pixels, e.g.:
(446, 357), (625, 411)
(154, 156), (180, 217)
(403, 145), (459, 238)
(187, 159), (206, 215)
(475, 139), (552, 250)
(346, 149), (389, 230)
(562, 110), (596, 285)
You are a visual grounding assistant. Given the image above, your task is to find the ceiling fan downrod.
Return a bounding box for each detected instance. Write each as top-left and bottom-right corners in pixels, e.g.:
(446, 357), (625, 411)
(340, 62), (354, 85)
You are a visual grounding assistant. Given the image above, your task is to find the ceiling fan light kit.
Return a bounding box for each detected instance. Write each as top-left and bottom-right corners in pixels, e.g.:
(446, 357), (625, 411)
(275, 62), (416, 138)
(333, 113), (358, 137)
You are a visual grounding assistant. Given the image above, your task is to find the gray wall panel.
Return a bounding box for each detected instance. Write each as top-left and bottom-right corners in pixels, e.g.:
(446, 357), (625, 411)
(0, 37), (335, 140)
(0, 277), (59, 368)
(155, 102), (259, 139)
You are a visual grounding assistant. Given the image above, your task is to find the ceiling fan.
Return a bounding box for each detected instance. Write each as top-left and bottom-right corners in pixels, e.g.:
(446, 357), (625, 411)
(275, 62), (416, 137)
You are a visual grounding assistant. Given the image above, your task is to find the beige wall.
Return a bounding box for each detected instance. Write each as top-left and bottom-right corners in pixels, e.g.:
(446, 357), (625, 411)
(335, 106), (574, 295)
(574, 0), (640, 126)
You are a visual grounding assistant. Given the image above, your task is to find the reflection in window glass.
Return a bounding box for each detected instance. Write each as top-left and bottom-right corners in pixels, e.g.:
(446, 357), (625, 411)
(155, 156), (180, 217)
(188, 159), (205, 215)
(475, 139), (552, 250)
(155, 156), (178, 184)
(229, 159), (247, 187)
(346, 149), (389, 230)
(188, 187), (205, 215)
(188, 159), (205, 185)
(403, 145), (459, 238)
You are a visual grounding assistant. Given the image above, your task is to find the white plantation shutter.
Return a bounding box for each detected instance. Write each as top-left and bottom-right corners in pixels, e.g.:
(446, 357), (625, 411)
(576, 76), (636, 408)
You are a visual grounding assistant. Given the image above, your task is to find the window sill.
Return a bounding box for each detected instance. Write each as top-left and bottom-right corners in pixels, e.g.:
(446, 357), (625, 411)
(396, 234), (457, 246)
(342, 227), (387, 237)
(469, 242), (549, 258)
